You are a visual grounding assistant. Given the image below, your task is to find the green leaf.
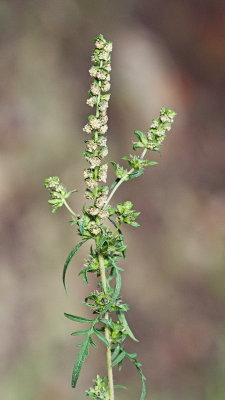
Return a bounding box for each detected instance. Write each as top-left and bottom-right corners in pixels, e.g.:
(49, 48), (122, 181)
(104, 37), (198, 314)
(100, 318), (114, 329)
(129, 356), (147, 400)
(111, 345), (121, 360)
(89, 336), (97, 348)
(63, 239), (89, 291)
(133, 142), (145, 150)
(142, 161), (158, 166)
(134, 130), (148, 145)
(94, 329), (110, 347)
(114, 385), (128, 390)
(97, 235), (108, 250)
(111, 350), (126, 367)
(64, 313), (94, 323)
(71, 336), (90, 388)
(71, 329), (90, 336)
(129, 221), (140, 227)
(48, 199), (61, 205)
(126, 352), (137, 359)
(129, 169), (144, 180)
(117, 311), (139, 342)
(79, 268), (89, 284)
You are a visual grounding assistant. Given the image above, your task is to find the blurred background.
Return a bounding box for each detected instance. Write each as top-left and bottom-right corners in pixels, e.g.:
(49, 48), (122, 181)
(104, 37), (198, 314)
(0, 1), (224, 399)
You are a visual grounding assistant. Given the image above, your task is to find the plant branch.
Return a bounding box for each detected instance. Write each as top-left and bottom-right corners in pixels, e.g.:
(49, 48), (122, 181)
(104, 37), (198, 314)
(105, 148), (148, 207)
(63, 199), (78, 218)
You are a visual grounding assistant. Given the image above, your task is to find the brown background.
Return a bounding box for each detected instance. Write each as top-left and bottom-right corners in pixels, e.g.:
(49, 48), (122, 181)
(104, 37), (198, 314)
(0, 1), (224, 399)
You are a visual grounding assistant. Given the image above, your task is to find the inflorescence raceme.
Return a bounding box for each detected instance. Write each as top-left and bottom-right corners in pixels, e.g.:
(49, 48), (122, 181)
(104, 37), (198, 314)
(44, 34), (176, 400)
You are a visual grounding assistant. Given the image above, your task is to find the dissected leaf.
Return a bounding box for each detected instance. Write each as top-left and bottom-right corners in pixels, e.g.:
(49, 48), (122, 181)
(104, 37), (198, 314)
(71, 337), (90, 388)
(128, 355), (147, 400)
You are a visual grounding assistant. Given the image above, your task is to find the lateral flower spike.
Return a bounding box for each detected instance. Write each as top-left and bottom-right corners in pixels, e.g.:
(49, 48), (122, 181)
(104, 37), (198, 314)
(44, 176), (77, 215)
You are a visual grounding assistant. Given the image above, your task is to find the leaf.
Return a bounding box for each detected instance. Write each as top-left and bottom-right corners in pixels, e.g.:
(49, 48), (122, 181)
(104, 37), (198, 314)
(79, 268), (89, 284)
(129, 221), (140, 227)
(97, 235), (108, 250)
(117, 311), (139, 342)
(126, 352), (137, 359)
(111, 345), (121, 360)
(71, 329), (90, 336)
(114, 385), (128, 390)
(94, 329), (110, 347)
(128, 169), (144, 180)
(64, 313), (94, 323)
(134, 130), (148, 145)
(89, 336), (97, 348)
(111, 350), (126, 367)
(48, 199), (61, 205)
(71, 336), (90, 388)
(142, 161), (158, 166)
(77, 218), (85, 235)
(128, 356), (147, 400)
(133, 142), (145, 150)
(100, 318), (114, 329)
(63, 239), (89, 291)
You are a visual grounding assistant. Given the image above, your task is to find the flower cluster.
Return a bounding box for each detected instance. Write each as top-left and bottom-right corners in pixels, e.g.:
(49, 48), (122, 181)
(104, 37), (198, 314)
(114, 201), (140, 227)
(132, 107), (176, 152)
(147, 107), (176, 151)
(110, 321), (127, 345)
(44, 176), (66, 199)
(86, 375), (110, 400)
(83, 34), (112, 213)
(44, 177), (76, 214)
(85, 289), (129, 314)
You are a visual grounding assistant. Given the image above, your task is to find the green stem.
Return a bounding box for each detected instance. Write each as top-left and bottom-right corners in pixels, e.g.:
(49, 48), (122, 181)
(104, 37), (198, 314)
(98, 253), (114, 400)
(63, 199), (77, 218)
(105, 148), (148, 207)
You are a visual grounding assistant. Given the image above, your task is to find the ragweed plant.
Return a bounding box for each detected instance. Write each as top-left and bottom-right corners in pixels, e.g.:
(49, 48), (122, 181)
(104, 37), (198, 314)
(44, 34), (176, 400)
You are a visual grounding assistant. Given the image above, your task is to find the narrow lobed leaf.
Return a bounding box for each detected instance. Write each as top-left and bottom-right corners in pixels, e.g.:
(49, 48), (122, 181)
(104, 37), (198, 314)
(111, 350), (126, 367)
(94, 329), (110, 347)
(64, 313), (94, 323)
(63, 239), (89, 292)
(71, 337), (90, 388)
